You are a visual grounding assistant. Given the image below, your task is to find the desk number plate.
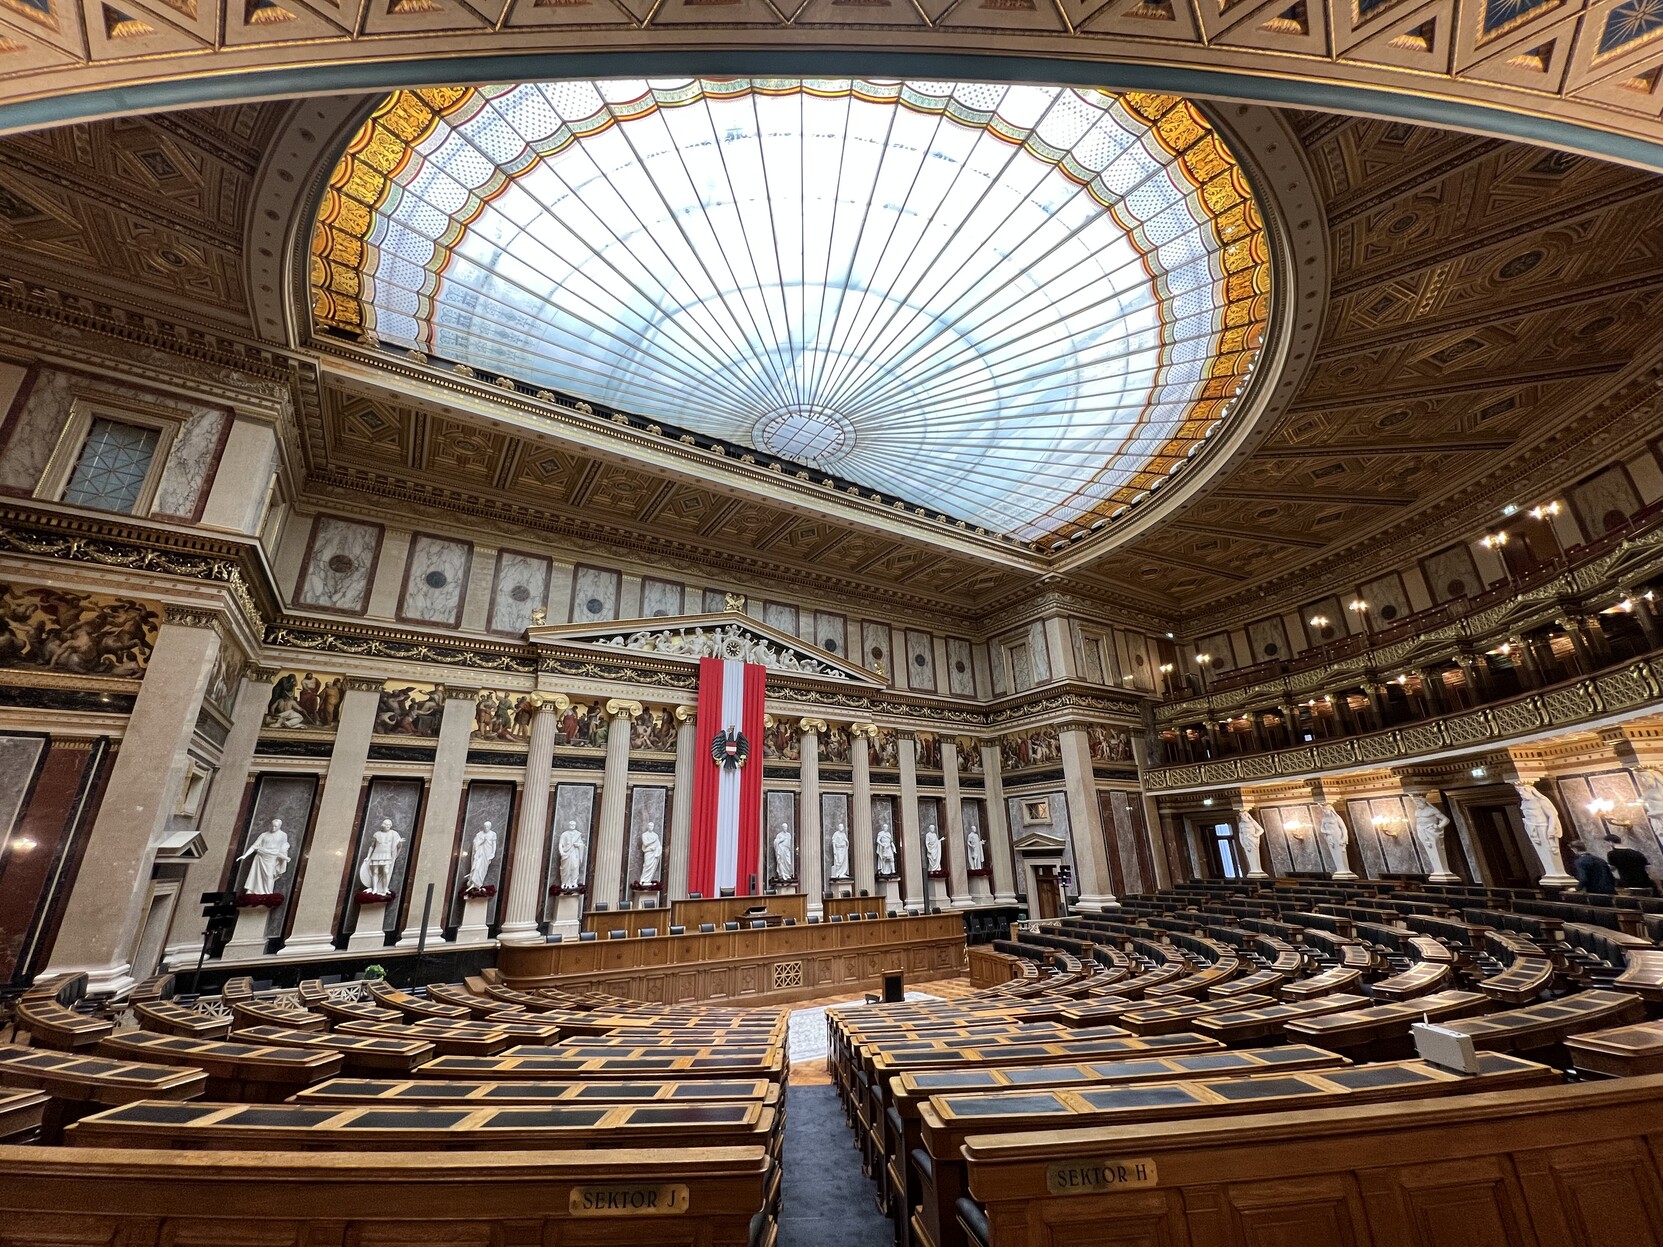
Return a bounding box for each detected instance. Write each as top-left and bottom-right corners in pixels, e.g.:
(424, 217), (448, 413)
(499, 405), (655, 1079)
(1045, 1158), (1158, 1195)
(570, 1183), (691, 1215)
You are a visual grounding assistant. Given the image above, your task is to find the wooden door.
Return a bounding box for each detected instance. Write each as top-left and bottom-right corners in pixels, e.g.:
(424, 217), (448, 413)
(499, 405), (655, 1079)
(1467, 803), (1536, 888)
(1033, 867), (1060, 919)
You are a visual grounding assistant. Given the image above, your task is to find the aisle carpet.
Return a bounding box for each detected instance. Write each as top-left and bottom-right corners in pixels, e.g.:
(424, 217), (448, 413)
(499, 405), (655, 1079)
(778, 1085), (895, 1247)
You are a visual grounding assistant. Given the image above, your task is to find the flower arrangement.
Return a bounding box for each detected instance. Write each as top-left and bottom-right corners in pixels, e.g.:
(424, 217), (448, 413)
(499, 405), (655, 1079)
(362, 964), (387, 980)
(462, 883), (497, 899)
(356, 889), (395, 904)
(549, 882), (586, 896)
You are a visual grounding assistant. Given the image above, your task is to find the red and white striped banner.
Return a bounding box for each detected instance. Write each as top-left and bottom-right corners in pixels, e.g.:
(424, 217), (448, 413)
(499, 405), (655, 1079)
(688, 657), (766, 897)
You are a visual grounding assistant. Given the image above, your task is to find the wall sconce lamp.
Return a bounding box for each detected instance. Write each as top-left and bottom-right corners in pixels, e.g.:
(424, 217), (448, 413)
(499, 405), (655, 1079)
(1528, 501), (1561, 520)
(1480, 531), (1510, 549)
(1309, 614), (1330, 629)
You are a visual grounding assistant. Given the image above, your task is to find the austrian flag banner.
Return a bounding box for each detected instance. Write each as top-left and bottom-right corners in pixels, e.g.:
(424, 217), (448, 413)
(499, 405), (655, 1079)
(688, 657), (767, 897)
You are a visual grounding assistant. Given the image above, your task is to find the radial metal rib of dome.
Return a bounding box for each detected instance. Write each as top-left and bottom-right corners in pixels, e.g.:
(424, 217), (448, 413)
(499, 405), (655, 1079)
(312, 79), (1271, 543)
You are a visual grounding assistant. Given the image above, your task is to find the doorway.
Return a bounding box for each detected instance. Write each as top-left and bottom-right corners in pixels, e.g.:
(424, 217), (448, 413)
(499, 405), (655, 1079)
(1033, 866), (1061, 919)
(1466, 803), (1537, 888)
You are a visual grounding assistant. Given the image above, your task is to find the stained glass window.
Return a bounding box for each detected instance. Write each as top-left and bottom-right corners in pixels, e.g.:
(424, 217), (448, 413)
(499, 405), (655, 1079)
(314, 79), (1270, 542)
(62, 417), (160, 514)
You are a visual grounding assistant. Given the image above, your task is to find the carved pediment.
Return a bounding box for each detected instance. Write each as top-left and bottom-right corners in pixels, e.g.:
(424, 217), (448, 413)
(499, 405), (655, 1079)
(528, 612), (886, 686)
(1011, 829), (1067, 854)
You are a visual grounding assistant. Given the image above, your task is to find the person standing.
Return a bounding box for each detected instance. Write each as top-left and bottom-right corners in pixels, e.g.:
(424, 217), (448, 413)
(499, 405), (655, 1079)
(1605, 834), (1655, 892)
(1570, 841), (1618, 895)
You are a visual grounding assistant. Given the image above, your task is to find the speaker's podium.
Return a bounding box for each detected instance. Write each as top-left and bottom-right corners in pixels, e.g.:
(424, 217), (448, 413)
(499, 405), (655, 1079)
(866, 972), (905, 1005)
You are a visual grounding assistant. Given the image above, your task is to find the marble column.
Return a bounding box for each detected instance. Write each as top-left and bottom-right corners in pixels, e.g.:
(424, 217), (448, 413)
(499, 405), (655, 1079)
(283, 679), (384, 956)
(499, 698), (562, 940)
(898, 735), (925, 909)
(665, 706), (696, 902)
(590, 699), (640, 907)
(851, 724), (877, 901)
(403, 687), (478, 945)
(49, 607), (222, 995)
(941, 739), (972, 908)
(165, 666), (275, 962)
(798, 719), (824, 918)
(1059, 725), (1117, 910)
(981, 741), (1017, 904)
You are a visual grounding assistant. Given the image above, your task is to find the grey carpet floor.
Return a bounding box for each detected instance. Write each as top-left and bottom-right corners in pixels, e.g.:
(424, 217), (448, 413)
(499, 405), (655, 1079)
(779, 1085), (895, 1247)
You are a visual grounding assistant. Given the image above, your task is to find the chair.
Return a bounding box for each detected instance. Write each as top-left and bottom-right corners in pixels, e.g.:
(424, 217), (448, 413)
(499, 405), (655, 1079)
(578, 931), (598, 942)
(830, 915), (844, 923)
(865, 911), (879, 920)
(784, 918), (797, 926)
(699, 923), (717, 933)
(848, 913), (862, 922)
(719, 888), (736, 898)
(808, 916), (822, 924)
(608, 929), (628, 939)
(688, 893), (703, 900)
(639, 928), (657, 937)
(544, 933), (563, 944)
(617, 901), (631, 911)
(593, 902), (609, 912)
(724, 921), (740, 931)
(670, 925), (686, 935)
(750, 920), (767, 929)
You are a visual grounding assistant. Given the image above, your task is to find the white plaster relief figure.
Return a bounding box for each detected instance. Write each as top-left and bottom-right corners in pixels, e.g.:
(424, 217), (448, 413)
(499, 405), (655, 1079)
(965, 827), (985, 872)
(558, 820), (587, 890)
(773, 825), (795, 881)
(875, 826), (897, 877)
(1513, 783), (1577, 885)
(466, 822), (497, 891)
(1318, 804), (1357, 879)
(925, 826), (943, 873)
(638, 821), (662, 887)
(238, 819), (291, 895)
(359, 819), (404, 895)
(1236, 809), (1268, 879)
(830, 823), (850, 879)
(1409, 795), (1459, 882)
(1636, 768), (1663, 835)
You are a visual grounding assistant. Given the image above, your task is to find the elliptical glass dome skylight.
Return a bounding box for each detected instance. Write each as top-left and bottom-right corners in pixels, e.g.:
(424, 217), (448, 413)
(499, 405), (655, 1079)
(313, 79), (1270, 542)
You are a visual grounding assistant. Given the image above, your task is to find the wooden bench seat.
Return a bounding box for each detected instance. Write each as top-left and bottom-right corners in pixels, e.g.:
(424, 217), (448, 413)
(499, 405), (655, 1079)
(365, 982), (472, 1021)
(1280, 965), (1364, 999)
(337, 1019), (513, 1056)
(1614, 948), (1663, 1004)
(1442, 989), (1646, 1059)
(295, 1076), (780, 1107)
(912, 1053), (1554, 1247)
(1283, 989), (1490, 1055)
(17, 973), (113, 1053)
(427, 982), (528, 1019)
(1116, 995), (1278, 1037)
(97, 1031), (343, 1101)
(133, 999), (233, 1039)
(232, 1025), (437, 1074)
(66, 1098), (780, 1157)
(1368, 960), (1453, 1001)
(1208, 968), (1287, 999)
(1477, 954), (1556, 1005)
(228, 997), (328, 1032)
(0, 1087), (48, 1140)
(415, 1050), (789, 1081)
(1192, 993), (1370, 1044)
(0, 1042), (205, 1143)
(0, 1144), (775, 1247)
(315, 997), (403, 1025)
(1565, 1018), (1663, 1077)
(1407, 936), (1458, 964)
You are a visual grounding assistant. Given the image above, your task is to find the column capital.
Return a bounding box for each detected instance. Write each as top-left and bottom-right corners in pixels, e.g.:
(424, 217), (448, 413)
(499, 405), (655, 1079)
(605, 697), (644, 719)
(345, 676), (386, 693)
(798, 717), (827, 733)
(674, 703), (697, 723)
(851, 721), (879, 739)
(162, 603), (222, 629)
(247, 665), (282, 684)
(444, 685), (482, 703)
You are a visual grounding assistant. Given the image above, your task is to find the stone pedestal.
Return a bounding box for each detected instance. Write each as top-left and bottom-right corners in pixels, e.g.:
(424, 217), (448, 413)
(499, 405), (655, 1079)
(456, 894), (493, 945)
(550, 892), (584, 939)
(1330, 869), (1360, 881)
(346, 900), (392, 952)
(882, 879), (903, 911)
(223, 905), (273, 962)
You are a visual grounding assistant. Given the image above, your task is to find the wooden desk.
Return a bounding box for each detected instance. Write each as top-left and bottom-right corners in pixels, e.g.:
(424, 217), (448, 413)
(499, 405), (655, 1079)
(297, 1076), (779, 1107)
(0, 1044), (205, 1143)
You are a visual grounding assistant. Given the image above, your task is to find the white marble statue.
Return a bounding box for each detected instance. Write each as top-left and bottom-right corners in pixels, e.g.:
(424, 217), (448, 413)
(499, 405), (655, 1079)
(558, 820), (587, 890)
(875, 826), (897, 877)
(1318, 804), (1357, 880)
(1409, 795), (1459, 882)
(965, 826), (985, 872)
(1236, 809), (1268, 879)
(830, 823), (850, 879)
(237, 819), (290, 895)
(1636, 767), (1663, 833)
(466, 821), (497, 890)
(637, 821), (661, 888)
(1513, 783), (1577, 885)
(358, 819), (404, 895)
(773, 826), (794, 880)
(924, 826), (943, 873)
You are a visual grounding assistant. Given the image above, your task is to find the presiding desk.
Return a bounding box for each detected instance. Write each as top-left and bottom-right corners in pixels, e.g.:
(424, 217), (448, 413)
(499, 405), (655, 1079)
(582, 894), (812, 937)
(504, 912), (966, 1008)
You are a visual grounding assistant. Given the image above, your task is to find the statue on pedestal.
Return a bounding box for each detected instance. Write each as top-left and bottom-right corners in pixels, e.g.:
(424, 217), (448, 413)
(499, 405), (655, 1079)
(1318, 804), (1357, 880)
(1236, 809), (1267, 879)
(1513, 783), (1576, 885)
(924, 826), (943, 874)
(829, 823), (850, 879)
(237, 819), (290, 896)
(558, 820), (587, 891)
(773, 825), (794, 881)
(358, 819), (404, 896)
(466, 821), (497, 891)
(1408, 795), (1459, 882)
(637, 822), (661, 888)
(875, 826), (897, 877)
(965, 826), (985, 872)
(1636, 767), (1663, 834)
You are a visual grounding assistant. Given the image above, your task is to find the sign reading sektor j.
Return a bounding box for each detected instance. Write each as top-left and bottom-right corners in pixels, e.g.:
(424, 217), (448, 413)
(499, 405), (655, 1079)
(569, 1184), (692, 1215)
(1045, 1158), (1159, 1195)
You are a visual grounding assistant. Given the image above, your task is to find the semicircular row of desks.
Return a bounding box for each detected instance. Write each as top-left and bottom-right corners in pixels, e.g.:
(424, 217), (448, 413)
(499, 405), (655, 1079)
(0, 969), (792, 1247)
(831, 877), (1663, 1247)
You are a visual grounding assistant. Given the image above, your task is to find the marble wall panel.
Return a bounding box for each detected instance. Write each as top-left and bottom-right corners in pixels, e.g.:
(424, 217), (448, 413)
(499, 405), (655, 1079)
(297, 516), (382, 614)
(399, 533), (472, 627)
(946, 638), (976, 696)
(151, 403), (229, 521)
(1197, 631), (1236, 673)
(1247, 617), (1291, 662)
(1300, 595), (1350, 644)
(905, 630), (936, 691)
(814, 612), (847, 660)
(343, 777), (424, 938)
(570, 565), (621, 623)
(0, 735), (45, 844)
(546, 783), (597, 912)
(702, 588), (729, 614)
(872, 795), (899, 881)
(235, 773), (317, 940)
(1556, 770), (1662, 881)
(962, 799), (988, 875)
(861, 622), (893, 679)
(1571, 464), (1642, 536)
(822, 792), (852, 886)
(0, 366), (69, 495)
(1358, 573), (1413, 626)
(640, 578), (684, 618)
(1028, 622), (1052, 683)
(765, 790), (797, 888)
(625, 785), (669, 894)
(452, 780), (515, 926)
(1421, 544), (1484, 604)
(763, 601), (799, 637)
(489, 550), (552, 635)
(920, 797), (945, 877)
